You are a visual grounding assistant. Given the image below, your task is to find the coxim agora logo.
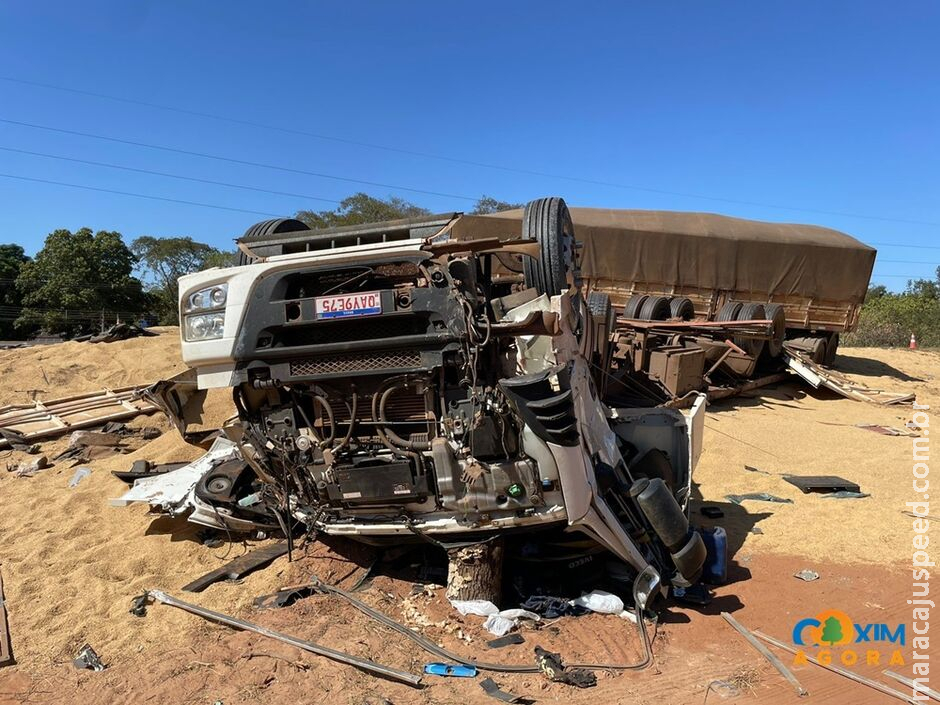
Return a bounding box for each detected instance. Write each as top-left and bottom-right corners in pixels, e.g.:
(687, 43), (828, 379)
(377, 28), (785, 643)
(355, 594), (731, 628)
(791, 609), (906, 667)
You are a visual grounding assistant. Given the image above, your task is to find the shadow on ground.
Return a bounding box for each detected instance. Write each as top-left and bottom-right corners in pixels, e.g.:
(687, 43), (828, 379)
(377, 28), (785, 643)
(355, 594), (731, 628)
(835, 352), (925, 382)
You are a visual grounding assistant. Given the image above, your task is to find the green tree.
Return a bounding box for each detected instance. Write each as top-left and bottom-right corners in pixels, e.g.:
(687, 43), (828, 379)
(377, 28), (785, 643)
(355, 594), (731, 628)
(16, 228), (147, 335)
(0, 244), (30, 339)
(131, 236), (224, 325)
(202, 249), (238, 270)
(295, 193), (430, 229)
(470, 195), (523, 214)
(820, 616), (843, 645)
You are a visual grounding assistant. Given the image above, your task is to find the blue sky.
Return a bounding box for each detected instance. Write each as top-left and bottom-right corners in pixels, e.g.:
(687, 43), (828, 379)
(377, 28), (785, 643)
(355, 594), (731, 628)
(0, 1), (937, 289)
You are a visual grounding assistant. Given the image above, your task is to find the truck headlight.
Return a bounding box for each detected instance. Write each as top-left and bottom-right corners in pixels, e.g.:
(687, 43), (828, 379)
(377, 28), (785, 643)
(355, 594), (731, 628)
(186, 283), (228, 312)
(184, 312), (225, 341)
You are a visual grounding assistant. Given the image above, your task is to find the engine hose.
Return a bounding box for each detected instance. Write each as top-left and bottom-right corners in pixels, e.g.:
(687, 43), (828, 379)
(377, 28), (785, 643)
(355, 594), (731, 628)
(310, 395), (336, 448)
(309, 577), (654, 673)
(378, 383), (431, 451)
(334, 390), (358, 451)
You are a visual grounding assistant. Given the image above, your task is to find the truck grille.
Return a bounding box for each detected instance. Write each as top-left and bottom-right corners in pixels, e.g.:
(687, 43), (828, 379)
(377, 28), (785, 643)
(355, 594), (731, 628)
(289, 350), (423, 376)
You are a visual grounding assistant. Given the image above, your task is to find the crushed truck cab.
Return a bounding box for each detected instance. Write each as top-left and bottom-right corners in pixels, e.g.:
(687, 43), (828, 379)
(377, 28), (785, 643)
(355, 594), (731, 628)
(174, 198), (707, 595)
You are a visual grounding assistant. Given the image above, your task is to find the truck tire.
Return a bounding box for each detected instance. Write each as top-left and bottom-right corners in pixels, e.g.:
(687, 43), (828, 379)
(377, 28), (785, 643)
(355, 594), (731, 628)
(624, 294), (648, 319)
(522, 197), (578, 296)
(716, 301), (742, 322)
(764, 303), (786, 358)
(825, 332), (840, 366)
(587, 291), (611, 319)
(734, 303), (766, 358)
(669, 297), (695, 320)
(237, 218), (310, 265)
(809, 336), (828, 364)
(639, 295), (671, 321)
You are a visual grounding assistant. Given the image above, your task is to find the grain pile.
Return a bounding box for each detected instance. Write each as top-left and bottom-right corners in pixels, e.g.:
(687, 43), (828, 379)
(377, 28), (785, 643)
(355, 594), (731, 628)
(0, 335), (932, 705)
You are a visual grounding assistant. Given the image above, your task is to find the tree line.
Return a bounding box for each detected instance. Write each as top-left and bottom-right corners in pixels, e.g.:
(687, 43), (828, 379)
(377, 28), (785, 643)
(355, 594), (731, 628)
(0, 194), (519, 339)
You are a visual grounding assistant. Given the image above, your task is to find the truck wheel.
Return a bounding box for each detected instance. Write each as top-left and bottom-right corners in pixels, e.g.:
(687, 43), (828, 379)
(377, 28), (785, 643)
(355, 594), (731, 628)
(669, 297), (695, 320)
(825, 333), (840, 366)
(639, 295), (671, 321)
(522, 197), (578, 296)
(587, 291), (611, 319)
(624, 294), (648, 319)
(716, 301), (742, 322)
(238, 218), (310, 265)
(587, 292), (614, 393)
(764, 303), (786, 358)
(809, 336), (828, 364)
(734, 303), (766, 359)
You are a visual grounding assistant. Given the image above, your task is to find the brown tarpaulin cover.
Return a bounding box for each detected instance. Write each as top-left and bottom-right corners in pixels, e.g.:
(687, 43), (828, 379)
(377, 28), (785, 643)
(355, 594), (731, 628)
(453, 208), (876, 304)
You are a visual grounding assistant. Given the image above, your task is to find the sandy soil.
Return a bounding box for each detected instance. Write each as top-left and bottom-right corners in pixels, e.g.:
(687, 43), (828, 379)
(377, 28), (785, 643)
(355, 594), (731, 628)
(0, 338), (935, 705)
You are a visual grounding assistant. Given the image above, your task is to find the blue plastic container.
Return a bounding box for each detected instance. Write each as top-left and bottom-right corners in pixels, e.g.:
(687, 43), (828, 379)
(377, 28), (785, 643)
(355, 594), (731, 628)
(699, 526), (728, 585)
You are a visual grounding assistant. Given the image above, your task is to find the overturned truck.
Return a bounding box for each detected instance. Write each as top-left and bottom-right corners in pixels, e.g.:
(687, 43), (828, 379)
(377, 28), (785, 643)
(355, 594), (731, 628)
(171, 197), (707, 605)
(457, 207), (876, 401)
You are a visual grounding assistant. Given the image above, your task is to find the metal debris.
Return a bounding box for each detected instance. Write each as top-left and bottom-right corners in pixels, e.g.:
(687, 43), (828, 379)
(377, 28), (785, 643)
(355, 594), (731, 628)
(719, 613), (806, 697)
(793, 569), (819, 582)
(480, 677), (523, 703)
(725, 493), (793, 505)
(486, 633), (525, 649)
(855, 424), (919, 437)
(0, 387), (158, 450)
(783, 475), (860, 494)
(882, 669), (940, 701)
(0, 567), (12, 667)
(146, 590), (423, 686)
(73, 644), (106, 671)
(182, 542), (290, 593)
(755, 630), (917, 704)
(534, 646), (596, 688)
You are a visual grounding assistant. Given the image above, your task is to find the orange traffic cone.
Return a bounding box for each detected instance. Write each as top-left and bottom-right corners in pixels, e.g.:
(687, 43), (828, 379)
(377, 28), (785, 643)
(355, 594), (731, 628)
(910, 333), (917, 350)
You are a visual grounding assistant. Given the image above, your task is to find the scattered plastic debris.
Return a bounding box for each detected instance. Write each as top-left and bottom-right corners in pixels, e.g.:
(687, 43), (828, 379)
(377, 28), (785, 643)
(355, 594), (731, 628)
(821, 491), (871, 499)
(424, 662), (478, 677)
(68, 467), (92, 488)
(570, 590), (624, 615)
(449, 599), (540, 636)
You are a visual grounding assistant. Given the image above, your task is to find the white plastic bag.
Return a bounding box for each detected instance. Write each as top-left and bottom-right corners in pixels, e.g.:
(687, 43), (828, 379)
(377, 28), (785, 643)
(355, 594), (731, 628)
(570, 589), (624, 614)
(450, 599), (499, 617)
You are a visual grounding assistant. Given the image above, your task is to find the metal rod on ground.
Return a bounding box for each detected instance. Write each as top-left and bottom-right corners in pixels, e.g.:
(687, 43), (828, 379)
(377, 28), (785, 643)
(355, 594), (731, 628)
(883, 670), (940, 702)
(147, 590), (422, 686)
(309, 577), (654, 673)
(753, 630), (919, 705)
(719, 612), (807, 697)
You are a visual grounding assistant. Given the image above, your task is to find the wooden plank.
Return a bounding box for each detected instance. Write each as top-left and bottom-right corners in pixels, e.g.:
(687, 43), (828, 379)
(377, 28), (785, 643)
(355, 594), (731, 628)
(0, 565), (12, 666)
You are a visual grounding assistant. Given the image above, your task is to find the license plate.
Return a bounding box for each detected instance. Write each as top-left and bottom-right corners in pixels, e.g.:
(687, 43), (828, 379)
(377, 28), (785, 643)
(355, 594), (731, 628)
(314, 291), (382, 319)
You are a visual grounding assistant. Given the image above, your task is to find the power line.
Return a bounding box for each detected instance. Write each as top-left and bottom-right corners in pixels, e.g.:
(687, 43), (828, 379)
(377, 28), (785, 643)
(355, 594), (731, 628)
(0, 146), (343, 207)
(876, 259), (940, 265)
(0, 172), (283, 217)
(870, 242), (940, 251)
(14, 145), (939, 258)
(2, 74), (937, 227)
(0, 117), (478, 203)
